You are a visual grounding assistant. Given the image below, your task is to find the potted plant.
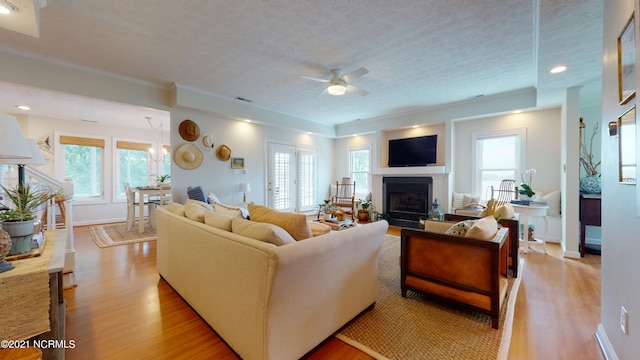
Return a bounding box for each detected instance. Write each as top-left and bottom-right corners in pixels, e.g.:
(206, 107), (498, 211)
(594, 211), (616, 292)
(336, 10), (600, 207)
(0, 184), (59, 255)
(154, 174), (171, 189)
(356, 199), (372, 222)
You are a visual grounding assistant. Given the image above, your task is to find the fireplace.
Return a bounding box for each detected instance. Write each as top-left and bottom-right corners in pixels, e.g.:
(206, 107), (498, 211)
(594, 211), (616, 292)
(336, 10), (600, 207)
(383, 177), (432, 228)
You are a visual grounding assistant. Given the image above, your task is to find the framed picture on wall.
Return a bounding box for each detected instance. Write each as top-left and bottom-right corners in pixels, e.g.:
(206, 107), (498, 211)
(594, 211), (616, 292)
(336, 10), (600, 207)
(618, 13), (635, 105)
(231, 157), (244, 169)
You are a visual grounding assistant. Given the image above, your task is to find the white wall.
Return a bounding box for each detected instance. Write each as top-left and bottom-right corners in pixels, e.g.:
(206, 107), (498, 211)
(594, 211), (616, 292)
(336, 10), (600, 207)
(453, 108), (562, 195)
(598, 1), (640, 358)
(169, 107), (335, 210)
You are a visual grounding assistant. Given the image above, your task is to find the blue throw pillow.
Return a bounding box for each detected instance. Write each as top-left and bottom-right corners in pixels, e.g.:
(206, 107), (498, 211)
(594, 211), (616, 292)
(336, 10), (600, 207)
(187, 185), (207, 203)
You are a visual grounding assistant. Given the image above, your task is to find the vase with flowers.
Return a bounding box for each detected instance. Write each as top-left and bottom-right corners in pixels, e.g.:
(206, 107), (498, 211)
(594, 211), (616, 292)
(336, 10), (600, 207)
(519, 168), (536, 200)
(579, 121), (601, 194)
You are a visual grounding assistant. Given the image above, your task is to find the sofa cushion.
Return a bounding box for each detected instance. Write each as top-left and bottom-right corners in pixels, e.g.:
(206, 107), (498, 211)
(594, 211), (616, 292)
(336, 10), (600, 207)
(248, 204), (312, 240)
(166, 202), (185, 217)
(445, 220), (476, 236)
(309, 221), (331, 236)
(204, 212), (234, 232)
(231, 218), (295, 246)
(465, 216), (498, 240)
(184, 199), (214, 222)
(213, 202), (245, 218)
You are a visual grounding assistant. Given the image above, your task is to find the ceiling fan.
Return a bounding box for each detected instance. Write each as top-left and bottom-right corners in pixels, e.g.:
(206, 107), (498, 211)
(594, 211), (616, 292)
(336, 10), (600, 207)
(301, 67), (370, 96)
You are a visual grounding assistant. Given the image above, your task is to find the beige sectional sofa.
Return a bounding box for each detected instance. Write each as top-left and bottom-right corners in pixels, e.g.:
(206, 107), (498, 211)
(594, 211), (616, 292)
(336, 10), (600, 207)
(155, 204), (389, 360)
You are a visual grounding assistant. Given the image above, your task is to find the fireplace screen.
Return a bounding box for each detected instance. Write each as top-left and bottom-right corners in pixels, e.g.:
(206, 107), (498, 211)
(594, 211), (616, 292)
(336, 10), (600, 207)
(383, 176), (433, 228)
(388, 192), (426, 214)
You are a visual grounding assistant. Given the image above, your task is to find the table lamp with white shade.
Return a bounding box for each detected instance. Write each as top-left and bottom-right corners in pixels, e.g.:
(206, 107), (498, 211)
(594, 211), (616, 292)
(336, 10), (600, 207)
(0, 114), (31, 160)
(239, 183), (251, 202)
(1, 139), (46, 186)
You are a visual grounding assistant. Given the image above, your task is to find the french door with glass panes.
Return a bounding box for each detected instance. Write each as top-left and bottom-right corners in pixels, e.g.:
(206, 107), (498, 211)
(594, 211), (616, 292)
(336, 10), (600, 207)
(267, 142), (317, 212)
(267, 142), (296, 211)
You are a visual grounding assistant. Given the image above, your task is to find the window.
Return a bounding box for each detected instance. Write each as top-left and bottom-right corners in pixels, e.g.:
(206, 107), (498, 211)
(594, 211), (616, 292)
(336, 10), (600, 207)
(60, 135), (105, 199)
(297, 148), (317, 212)
(473, 129), (525, 201)
(116, 141), (151, 196)
(349, 146), (371, 198)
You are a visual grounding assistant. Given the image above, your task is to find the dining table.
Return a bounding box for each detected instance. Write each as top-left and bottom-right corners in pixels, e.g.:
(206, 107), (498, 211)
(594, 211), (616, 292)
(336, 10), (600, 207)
(133, 186), (172, 233)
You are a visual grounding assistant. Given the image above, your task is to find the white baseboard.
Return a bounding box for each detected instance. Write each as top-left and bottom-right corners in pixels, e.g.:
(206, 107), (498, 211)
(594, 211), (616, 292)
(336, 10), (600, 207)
(596, 324), (618, 360)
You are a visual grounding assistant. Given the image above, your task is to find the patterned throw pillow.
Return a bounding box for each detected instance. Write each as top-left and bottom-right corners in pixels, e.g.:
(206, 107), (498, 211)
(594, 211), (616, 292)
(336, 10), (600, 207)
(445, 220), (477, 236)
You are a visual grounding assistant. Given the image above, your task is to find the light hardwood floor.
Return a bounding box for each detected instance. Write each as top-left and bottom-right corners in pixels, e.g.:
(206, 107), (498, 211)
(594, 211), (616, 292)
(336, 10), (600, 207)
(64, 225), (604, 359)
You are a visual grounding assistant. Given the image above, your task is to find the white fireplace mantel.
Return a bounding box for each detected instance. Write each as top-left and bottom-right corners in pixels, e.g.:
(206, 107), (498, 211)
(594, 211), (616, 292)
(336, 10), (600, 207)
(371, 166), (451, 215)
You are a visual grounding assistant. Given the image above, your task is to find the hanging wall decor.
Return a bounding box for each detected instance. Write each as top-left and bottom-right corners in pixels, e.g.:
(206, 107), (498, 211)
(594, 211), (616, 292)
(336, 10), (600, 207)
(617, 13), (635, 105)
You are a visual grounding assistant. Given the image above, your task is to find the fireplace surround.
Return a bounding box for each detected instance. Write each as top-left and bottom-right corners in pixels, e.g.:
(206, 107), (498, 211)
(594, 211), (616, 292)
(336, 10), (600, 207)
(383, 176), (433, 228)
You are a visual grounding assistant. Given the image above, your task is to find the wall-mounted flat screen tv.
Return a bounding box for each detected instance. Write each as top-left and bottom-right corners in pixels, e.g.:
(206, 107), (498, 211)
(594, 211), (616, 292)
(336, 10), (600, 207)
(388, 134), (437, 167)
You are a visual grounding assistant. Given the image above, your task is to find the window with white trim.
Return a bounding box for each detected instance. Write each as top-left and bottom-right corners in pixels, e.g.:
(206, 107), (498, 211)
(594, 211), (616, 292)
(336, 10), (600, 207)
(116, 140), (152, 197)
(349, 146), (371, 198)
(60, 135), (105, 199)
(473, 129), (525, 201)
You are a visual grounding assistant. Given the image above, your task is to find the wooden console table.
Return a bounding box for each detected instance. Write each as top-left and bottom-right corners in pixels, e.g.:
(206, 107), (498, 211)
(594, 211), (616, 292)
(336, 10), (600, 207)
(580, 193), (601, 257)
(0, 231), (66, 360)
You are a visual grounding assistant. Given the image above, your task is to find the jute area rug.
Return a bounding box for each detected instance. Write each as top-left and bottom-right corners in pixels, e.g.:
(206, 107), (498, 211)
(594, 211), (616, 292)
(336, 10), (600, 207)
(336, 235), (524, 360)
(88, 222), (156, 248)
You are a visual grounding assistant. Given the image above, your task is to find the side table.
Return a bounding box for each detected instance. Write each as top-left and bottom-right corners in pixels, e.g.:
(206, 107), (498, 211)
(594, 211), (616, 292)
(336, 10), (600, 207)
(511, 204), (548, 254)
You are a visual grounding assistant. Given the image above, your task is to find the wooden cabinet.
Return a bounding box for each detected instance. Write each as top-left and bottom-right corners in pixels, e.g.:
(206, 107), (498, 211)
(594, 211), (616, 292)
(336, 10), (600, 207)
(579, 194), (601, 257)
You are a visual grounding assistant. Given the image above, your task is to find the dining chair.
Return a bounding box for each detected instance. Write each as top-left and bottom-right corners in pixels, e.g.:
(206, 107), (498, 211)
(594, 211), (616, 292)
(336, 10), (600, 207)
(123, 182), (155, 231)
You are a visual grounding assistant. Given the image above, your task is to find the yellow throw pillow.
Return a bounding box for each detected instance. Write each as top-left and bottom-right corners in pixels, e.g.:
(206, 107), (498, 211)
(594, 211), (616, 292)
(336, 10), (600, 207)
(184, 199), (214, 223)
(464, 216), (498, 240)
(204, 212), (234, 232)
(213, 203), (245, 218)
(231, 218), (295, 246)
(166, 202), (185, 217)
(309, 221), (331, 237)
(248, 204), (312, 240)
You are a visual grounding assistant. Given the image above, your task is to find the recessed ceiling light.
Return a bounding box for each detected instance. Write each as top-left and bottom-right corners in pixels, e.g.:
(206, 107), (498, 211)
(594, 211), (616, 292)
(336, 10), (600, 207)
(550, 66), (567, 74)
(512, 110), (523, 114)
(0, 1), (17, 15)
(243, 119), (252, 123)
(15, 105), (30, 111)
(306, 132), (312, 135)
(412, 125), (419, 128)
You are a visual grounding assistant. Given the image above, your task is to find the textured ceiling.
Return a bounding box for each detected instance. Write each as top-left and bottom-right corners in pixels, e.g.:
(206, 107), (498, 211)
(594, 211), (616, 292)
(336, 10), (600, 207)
(0, 0), (603, 130)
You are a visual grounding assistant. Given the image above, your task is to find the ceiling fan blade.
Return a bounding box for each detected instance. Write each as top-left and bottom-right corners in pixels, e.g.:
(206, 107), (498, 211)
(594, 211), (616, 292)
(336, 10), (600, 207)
(342, 67), (369, 83)
(300, 75), (330, 83)
(346, 84), (369, 96)
(312, 87), (328, 99)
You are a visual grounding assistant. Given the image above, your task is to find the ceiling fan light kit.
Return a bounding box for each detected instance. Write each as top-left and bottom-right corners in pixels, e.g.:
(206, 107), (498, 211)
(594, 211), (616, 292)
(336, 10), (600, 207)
(302, 67), (369, 97)
(327, 83), (347, 96)
(0, 0), (17, 15)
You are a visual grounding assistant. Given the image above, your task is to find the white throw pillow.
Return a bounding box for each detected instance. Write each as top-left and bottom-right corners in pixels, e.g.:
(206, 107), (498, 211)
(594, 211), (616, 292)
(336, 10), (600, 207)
(463, 194), (480, 207)
(465, 216), (498, 240)
(452, 192), (465, 209)
(543, 190), (561, 217)
(207, 192), (220, 204)
(445, 220), (477, 236)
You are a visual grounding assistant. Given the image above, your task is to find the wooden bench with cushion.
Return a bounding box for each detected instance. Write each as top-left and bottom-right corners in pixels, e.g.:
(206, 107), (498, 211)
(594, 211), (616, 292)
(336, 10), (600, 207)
(400, 218), (510, 329)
